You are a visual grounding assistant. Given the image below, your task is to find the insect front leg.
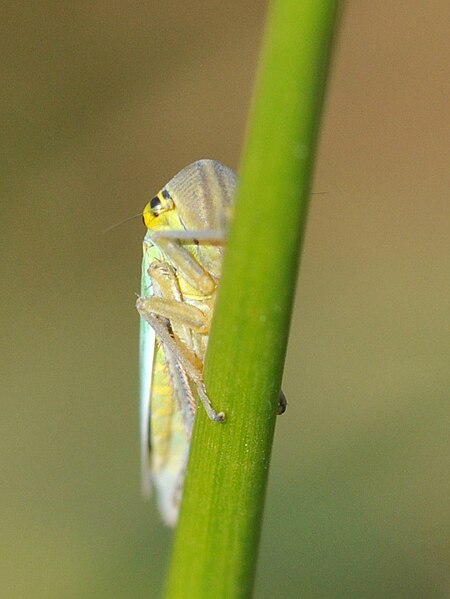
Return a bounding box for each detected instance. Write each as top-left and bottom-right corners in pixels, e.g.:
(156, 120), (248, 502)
(153, 236), (218, 295)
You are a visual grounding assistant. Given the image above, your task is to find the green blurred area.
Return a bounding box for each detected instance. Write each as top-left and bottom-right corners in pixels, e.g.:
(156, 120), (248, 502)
(1, 2), (449, 597)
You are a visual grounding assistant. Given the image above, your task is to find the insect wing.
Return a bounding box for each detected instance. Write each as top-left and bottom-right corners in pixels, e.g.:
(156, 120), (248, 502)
(164, 160), (237, 278)
(139, 239), (156, 496)
(140, 238), (190, 525)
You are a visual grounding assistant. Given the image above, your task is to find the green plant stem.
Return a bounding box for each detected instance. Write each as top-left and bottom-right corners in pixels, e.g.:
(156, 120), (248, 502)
(164, 1), (338, 597)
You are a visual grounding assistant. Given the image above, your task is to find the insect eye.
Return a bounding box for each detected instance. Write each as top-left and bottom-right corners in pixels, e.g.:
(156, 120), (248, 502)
(150, 196), (162, 215)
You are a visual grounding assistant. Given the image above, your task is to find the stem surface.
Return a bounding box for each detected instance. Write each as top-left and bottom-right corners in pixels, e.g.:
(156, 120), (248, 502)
(164, 2), (338, 597)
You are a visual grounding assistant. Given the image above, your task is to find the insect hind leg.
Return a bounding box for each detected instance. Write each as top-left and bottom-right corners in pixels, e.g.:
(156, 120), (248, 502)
(136, 303), (225, 423)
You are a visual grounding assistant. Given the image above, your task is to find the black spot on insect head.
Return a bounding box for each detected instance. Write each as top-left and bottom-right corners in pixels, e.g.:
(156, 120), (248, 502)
(150, 196), (162, 216)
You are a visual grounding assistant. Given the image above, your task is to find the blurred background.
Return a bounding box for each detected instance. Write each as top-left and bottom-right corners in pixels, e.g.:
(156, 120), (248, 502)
(1, 1), (449, 597)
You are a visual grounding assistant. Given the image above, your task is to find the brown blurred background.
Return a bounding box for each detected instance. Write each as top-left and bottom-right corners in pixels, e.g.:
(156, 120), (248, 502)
(1, 2), (449, 597)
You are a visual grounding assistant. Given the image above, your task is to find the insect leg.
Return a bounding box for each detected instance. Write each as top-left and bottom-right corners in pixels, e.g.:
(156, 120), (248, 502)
(137, 307), (225, 423)
(140, 295), (210, 336)
(153, 237), (217, 295)
(278, 390), (287, 415)
(137, 260), (224, 422)
(152, 229), (227, 244)
(147, 258), (211, 334)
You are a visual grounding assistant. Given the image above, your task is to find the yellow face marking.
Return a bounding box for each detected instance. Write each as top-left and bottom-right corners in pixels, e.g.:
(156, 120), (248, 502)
(143, 189), (178, 230)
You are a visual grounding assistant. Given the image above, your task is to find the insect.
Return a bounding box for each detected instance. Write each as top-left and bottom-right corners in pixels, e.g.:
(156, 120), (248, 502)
(136, 159), (287, 526)
(136, 160), (237, 526)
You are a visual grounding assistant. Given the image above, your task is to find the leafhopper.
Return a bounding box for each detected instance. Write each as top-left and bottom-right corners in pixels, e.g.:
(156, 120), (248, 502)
(136, 160), (236, 525)
(136, 159), (286, 526)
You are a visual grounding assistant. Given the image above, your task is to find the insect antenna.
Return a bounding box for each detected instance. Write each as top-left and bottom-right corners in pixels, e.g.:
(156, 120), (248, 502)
(103, 212), (142, 233)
